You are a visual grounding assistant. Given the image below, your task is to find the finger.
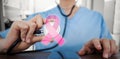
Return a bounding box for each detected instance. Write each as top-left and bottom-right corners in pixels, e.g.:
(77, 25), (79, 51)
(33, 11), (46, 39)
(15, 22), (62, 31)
(18, 22), (29, 42)
(30, 15), (44, 29)
(36, 15), (44, 29)
(92, 39), (102, 51)
(110, 40), (116, 55)
(26, 22), (37, 43)
(101, 39), (110, 58)
(20, 27), (28, 42)
(31, 36), (44, 44)
(79, 47), (86, 55)
(79, 43), (92, 55)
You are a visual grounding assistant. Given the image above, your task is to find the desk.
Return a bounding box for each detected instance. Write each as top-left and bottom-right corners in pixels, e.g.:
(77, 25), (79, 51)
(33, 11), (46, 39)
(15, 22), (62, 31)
(80, 52), (120, 59)
(0, 52), (120, 59)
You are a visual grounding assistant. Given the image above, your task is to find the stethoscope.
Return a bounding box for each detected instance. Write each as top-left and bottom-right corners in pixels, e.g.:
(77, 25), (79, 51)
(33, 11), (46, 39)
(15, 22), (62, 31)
(6, 0), (78, 59)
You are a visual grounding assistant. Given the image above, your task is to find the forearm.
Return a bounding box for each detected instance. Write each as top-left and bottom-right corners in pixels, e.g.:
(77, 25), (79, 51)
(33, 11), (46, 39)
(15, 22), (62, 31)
(0, 38), (8, 53)
(0, 34), (19, 53)
(0, 37), (22, 54)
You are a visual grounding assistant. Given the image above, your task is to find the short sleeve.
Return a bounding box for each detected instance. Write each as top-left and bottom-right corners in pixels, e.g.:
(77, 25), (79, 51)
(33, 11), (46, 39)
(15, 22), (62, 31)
(0, 29), (9, 39)
(99, 14), (112, 39)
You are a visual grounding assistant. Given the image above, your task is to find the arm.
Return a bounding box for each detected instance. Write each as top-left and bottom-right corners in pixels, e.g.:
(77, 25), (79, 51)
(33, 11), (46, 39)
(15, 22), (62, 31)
(78, 13), (119, 58)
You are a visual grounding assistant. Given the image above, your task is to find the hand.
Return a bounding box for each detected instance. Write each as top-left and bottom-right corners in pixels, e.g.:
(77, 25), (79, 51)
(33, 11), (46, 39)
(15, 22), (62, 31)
(3, 15), (45, 52)
(78, 39), (119, 58)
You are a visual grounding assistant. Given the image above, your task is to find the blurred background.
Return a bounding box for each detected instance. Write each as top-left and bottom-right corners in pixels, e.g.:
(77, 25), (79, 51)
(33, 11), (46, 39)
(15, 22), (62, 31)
(0, 0), (120, 47)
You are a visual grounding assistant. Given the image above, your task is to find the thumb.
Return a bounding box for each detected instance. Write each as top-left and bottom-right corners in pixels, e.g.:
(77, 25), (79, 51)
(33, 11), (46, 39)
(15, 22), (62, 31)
(35, 15), (45, 29)
(32, 36), (44, 44)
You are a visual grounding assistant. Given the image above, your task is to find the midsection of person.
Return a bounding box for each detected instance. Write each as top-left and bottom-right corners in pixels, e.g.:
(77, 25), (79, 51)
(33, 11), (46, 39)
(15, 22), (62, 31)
(0, 0), (111, 52)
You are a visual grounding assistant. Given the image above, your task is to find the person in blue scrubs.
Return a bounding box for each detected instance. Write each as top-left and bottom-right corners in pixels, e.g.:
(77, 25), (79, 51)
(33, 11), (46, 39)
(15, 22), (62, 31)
(0, 0), (119, 58)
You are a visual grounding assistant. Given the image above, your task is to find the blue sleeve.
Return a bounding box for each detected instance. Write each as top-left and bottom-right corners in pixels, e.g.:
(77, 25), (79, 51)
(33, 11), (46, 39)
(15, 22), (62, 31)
(0, 29), (9, 38)
(99, 14), (112, 39)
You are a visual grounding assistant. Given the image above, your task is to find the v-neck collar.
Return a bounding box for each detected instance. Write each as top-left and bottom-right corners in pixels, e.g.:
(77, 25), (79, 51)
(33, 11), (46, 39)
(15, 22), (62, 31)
(57, 5), (82, 20)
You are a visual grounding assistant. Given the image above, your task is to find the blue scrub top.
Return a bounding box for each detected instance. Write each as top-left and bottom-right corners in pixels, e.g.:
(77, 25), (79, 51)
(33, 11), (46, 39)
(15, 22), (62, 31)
(0, 6), (112, 52)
